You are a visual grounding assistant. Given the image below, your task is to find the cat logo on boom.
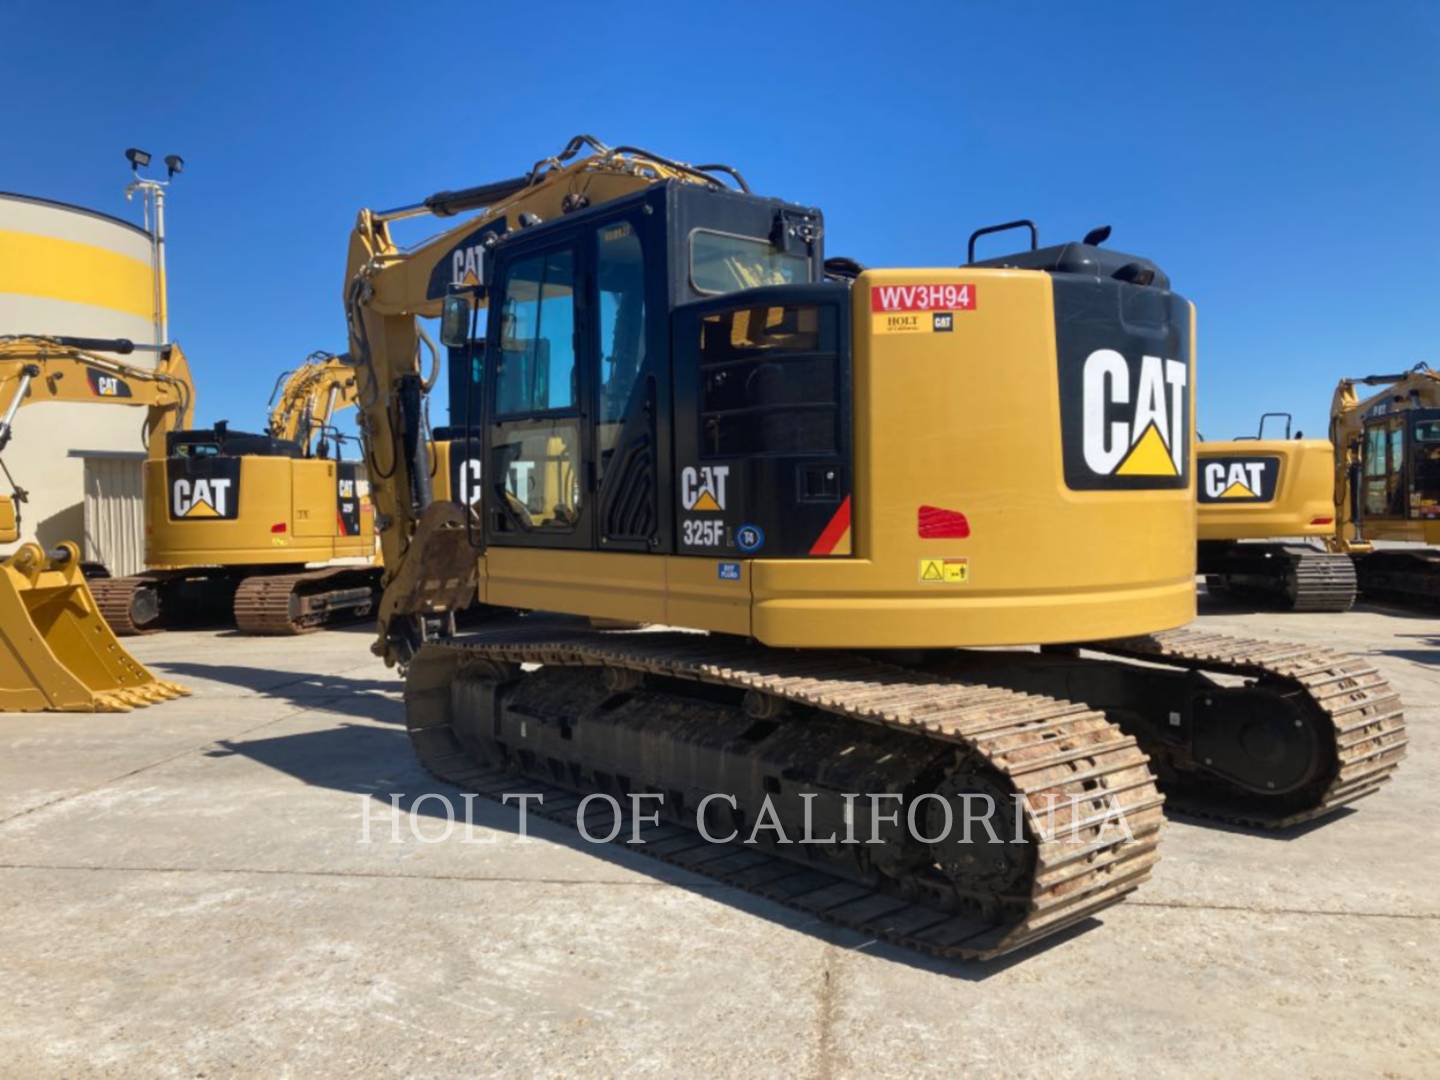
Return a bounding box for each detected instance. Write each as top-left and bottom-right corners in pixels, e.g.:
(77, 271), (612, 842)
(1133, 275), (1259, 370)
(451, 245), (485, 288)
(425, 221), (508, 300)
(85, 367), (133, 398)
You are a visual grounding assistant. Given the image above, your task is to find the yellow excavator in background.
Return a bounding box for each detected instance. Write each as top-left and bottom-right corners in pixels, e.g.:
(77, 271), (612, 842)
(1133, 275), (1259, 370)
(88, 349), (380, 634)
(1329, 363), (1440, 601)
(267, 349), (360, 453)
(0, 334), (190, 711)
(344, 136), (1405, 960)
(1197, 412), (1356, 610)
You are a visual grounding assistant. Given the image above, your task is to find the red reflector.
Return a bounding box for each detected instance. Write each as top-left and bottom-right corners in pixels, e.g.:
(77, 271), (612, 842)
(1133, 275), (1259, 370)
(270, 522), (287, 534)
(918, 505), (970, 539)
(1310, 517), (1334, 526)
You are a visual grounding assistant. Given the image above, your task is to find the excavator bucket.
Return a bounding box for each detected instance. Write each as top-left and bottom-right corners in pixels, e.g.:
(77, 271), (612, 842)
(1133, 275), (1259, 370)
(0, 541), (189, 712)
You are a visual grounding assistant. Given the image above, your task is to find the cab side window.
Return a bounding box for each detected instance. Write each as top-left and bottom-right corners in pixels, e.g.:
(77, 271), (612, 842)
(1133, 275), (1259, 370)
(496, 250), (576, 415)
(595, 222), (646, 480)
(491, 247), (582, 533)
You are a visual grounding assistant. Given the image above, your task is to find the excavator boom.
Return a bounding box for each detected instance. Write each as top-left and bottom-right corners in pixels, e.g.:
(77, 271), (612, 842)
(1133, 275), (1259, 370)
(266, 350), (360, 451)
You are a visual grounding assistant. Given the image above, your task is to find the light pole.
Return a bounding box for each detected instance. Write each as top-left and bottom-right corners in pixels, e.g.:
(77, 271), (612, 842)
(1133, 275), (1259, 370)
(123, 148), (184, 346)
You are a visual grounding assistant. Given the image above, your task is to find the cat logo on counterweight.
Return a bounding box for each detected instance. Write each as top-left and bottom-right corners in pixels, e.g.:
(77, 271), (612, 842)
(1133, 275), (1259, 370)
(167, 457), (242, 521)
(1198, 456), (1280, 503)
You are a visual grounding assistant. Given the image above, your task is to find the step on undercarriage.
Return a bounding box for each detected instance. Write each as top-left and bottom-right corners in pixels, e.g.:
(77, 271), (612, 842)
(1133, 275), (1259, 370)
(1200, 542), (1357, 612)
(88, 566), (379, 635)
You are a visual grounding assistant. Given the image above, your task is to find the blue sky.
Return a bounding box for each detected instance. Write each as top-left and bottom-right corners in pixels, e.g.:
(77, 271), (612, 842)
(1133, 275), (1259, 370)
(3, 1), (1436, 441)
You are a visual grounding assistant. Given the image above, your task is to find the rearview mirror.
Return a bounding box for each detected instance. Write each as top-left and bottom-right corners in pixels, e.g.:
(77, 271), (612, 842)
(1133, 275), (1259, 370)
(440, 292), (474, 349)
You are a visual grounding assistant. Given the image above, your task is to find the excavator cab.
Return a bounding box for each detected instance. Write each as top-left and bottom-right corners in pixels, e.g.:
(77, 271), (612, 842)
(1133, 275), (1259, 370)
(1355, 407), (1440, 530)
(473, 183), (828, 557)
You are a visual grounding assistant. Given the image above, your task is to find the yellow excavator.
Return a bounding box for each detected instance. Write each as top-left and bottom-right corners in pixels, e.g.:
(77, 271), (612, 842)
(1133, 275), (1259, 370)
(1329, 363), (1440, 601)
(0, 334), (190, 710)
(88, 349), (380, 634)
(267, 349), (361, 452)
(344, 136), (1405, 960)
(1196, 412), (1356, 610)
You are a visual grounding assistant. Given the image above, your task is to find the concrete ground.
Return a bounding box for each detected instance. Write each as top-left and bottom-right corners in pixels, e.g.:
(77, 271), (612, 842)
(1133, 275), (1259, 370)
(1, 600), (1436, 1078)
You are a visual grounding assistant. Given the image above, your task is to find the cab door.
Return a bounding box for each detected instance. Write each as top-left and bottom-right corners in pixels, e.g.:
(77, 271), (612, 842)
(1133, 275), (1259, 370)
(591, 213), (665, 553)
(485, 241), (592, 549)
(1361, 415), (1406, 521)
(483, 208), (666, 554)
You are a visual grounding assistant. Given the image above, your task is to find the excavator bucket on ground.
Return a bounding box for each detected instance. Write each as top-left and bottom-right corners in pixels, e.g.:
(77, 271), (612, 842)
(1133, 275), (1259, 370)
(0, 541), (188, 712)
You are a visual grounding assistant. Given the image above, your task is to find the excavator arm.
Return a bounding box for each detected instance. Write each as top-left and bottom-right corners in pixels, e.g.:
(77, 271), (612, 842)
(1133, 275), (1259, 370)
(0, 335), (195, 541)
(266, 350), (360, 452)
(343, 135), (739, 660)
(0, 335), (195, 457)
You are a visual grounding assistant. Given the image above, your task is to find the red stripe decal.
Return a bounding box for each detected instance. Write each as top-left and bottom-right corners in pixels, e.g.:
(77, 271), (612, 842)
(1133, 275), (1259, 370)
(917, 505), (970, 539)
(809, 495), (852, 556)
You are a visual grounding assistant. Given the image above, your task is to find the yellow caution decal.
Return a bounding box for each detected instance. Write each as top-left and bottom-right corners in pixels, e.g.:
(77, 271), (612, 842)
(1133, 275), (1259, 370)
(918, 557), (969, 583)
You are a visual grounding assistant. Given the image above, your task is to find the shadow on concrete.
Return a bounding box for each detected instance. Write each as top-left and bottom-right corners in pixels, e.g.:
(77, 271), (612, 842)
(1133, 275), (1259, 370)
(214, 619), (378, 639)
(1371, 631), (1440, 666)
(153, 662), (402, 724)
(1351, 599), (1440, 621)
(204, 718), (1105, 979)
(1165, 804), (1357, 839)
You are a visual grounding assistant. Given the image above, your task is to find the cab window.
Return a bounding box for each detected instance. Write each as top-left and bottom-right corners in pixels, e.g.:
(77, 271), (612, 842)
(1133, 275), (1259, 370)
(490, 246), (582, 535)
(495, 249), (576, 414)
(690, 230), (810, 295)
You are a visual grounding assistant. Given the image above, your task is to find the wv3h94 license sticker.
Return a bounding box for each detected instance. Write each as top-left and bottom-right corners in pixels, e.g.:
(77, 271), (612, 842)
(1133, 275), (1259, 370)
(871, 283), (976, 334)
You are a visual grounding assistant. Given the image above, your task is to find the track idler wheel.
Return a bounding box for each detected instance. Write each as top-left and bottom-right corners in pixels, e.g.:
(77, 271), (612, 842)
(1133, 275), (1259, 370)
(1191, 684), (1328, 797)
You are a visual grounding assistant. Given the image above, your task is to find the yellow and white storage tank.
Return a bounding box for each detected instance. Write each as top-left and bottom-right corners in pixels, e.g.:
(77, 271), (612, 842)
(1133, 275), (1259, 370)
(0, 192), (158, 571)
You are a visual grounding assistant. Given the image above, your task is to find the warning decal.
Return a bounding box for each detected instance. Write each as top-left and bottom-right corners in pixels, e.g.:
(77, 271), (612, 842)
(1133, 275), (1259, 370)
(871, 283), (976, 334)
(918, 557), (969, 584)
